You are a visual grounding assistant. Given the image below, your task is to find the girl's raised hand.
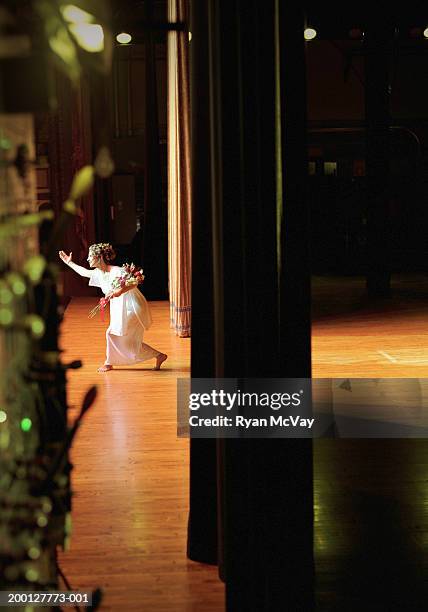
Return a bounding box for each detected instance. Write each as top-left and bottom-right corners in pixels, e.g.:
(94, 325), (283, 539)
(59, 251), (72, 264)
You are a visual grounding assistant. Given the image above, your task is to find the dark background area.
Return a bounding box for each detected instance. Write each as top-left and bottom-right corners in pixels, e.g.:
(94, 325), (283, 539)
(305, 10), (428, 276)
(31, 3), (428, 294)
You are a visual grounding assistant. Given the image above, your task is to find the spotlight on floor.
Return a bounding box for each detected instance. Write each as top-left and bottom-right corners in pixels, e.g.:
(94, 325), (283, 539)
(304, 27), (317, 41)
(116, 32), (132, 44)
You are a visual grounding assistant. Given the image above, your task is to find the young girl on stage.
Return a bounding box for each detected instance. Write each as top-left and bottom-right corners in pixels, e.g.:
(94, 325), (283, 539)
(59, 243), (167, 372)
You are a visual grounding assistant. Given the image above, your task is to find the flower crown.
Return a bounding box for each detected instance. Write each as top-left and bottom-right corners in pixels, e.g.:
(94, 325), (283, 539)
(88, 242), (116, 263)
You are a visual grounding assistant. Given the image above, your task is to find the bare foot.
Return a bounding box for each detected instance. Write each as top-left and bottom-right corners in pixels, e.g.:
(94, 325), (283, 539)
(154, 353), (167, 370)
(97, 364), (113, 372)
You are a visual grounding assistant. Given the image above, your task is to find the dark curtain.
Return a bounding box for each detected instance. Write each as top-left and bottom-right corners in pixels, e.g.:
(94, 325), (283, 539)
(188, 1), (313, 609)
(141, 0), (168, 300)
(48, 71), (96, 296)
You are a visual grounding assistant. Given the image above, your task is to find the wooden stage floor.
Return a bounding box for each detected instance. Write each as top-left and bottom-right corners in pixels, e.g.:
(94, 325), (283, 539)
(313, 275), (428, 610)
(312, 274), (428, 378)
(59, 276), (428, 610)
(58, 297), (224, 612)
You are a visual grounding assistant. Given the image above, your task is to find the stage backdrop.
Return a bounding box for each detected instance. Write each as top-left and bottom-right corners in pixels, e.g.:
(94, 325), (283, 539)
(48, 71), (96, 297)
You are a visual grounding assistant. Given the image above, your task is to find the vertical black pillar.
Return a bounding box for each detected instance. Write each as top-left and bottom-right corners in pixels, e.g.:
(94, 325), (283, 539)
(188, 1), (313, 607)
(218, 1), (313, 610)
(266, 2), (313, 609)
(142, 0), (168, 299)
(365, 16), (393, 297)
(188, 0), (218, 564)
(218, 0), (281, 604)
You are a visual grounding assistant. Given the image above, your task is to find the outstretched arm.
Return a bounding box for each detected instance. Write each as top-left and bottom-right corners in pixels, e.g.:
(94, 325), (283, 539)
(58, 251), (92, 278)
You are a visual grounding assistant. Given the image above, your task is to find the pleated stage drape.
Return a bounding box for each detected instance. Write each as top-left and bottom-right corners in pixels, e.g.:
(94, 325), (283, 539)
(167, 0), (192, 337)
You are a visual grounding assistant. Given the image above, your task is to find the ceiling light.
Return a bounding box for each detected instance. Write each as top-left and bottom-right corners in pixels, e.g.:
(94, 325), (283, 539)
(304, 28), (317, 41)
(116, 32), (132, 44)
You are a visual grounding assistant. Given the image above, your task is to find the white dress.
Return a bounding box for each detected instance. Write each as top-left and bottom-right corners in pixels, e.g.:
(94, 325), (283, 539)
(88, 266), (160, 366)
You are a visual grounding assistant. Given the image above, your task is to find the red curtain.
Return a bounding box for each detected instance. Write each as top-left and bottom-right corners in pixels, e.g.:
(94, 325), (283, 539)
(48, 71), (96, 296)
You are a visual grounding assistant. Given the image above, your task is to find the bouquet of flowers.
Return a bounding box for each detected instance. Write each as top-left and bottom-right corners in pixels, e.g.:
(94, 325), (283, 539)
(88, 263), (145, 318)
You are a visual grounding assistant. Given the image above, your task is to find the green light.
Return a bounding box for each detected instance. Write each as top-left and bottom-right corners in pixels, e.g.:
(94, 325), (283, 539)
(25, 315), (45, 338)
(37, 514), (48, 527)
(65, 512), (72, 533)
(69, 165), (95, 199)
(12, 279), (26, 295)
(21, 418), (32, 432)
(24, 255), (46, 283)
(31, 318), (45, 337)
(25, 568), (39, 582)
(0, 137), (11, 149)
(0, 308), (13, 325)
(28, 546), (41, 559)
(63, 199), (77, 214)
(6, 272), (26, 294)
(49, 27), (78, 69)
(0, 410), (6, 423)
(0, 431), (10, 449)
(0, 290), (12, 304)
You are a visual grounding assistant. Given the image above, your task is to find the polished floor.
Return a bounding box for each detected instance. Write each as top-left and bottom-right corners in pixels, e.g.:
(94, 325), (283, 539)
(312, 273), (428, 378)
(313, 274), (428, 611)
(58, 298), (224, 611)
(59, 275), (428, 610)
